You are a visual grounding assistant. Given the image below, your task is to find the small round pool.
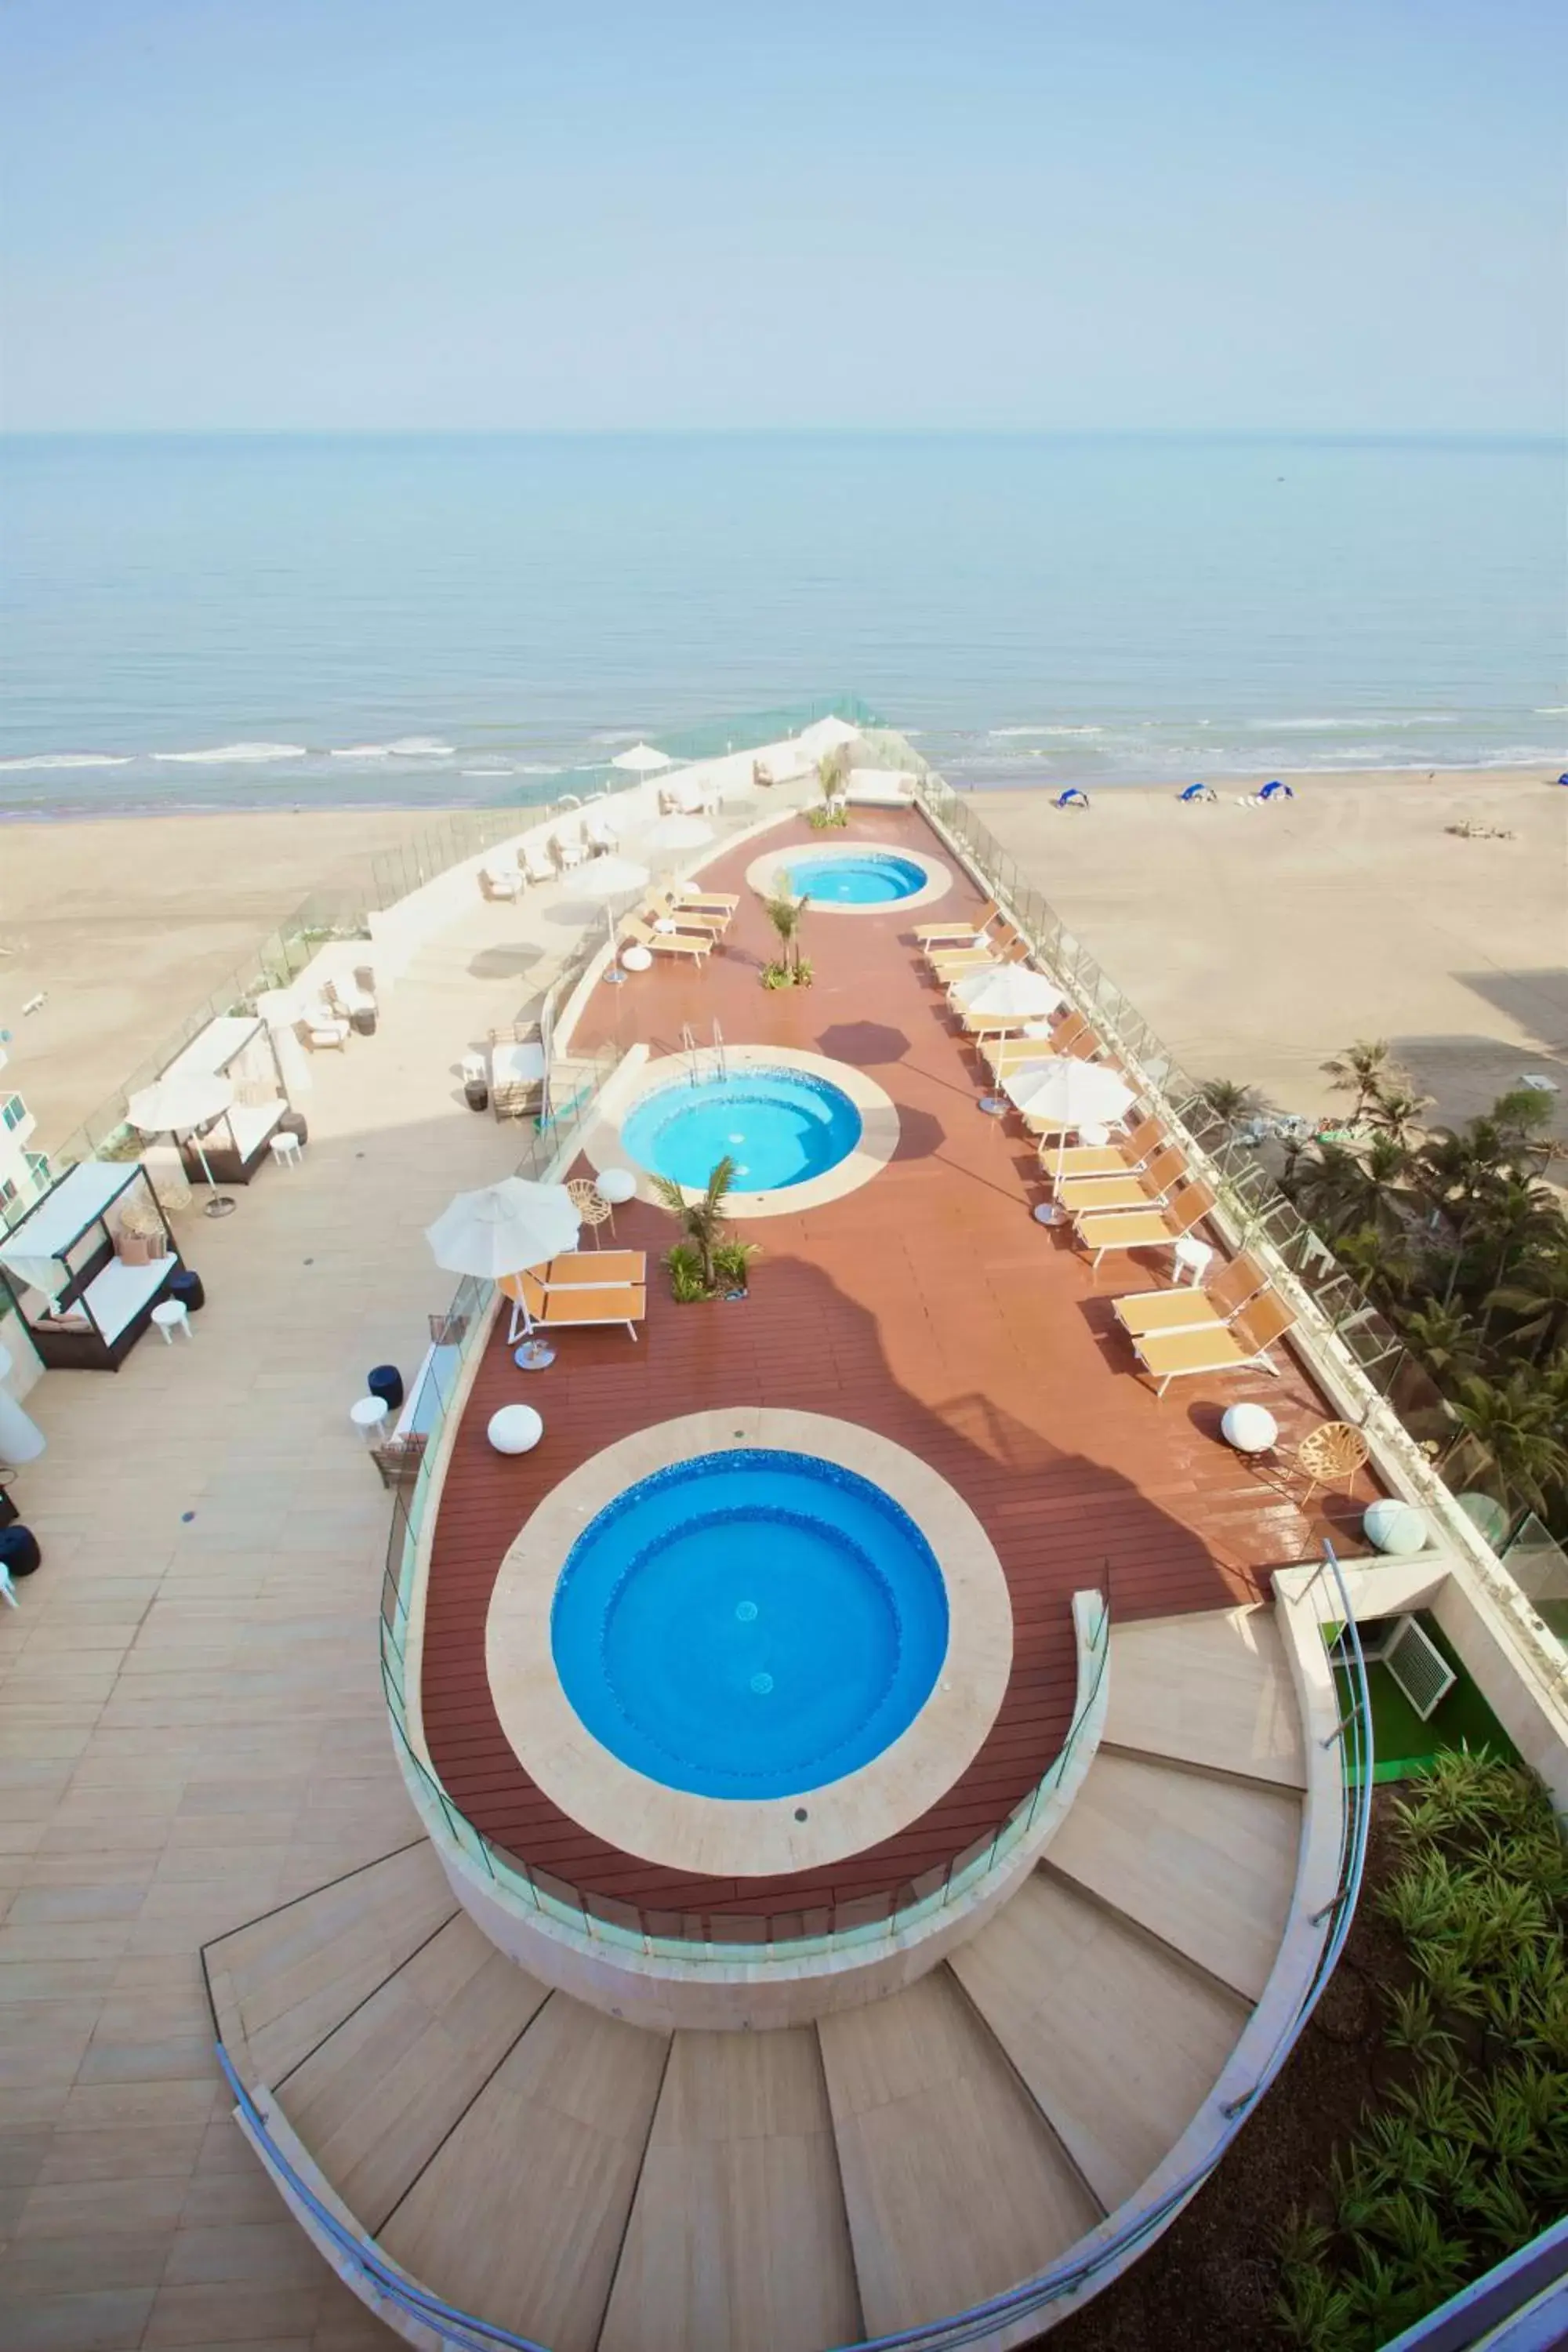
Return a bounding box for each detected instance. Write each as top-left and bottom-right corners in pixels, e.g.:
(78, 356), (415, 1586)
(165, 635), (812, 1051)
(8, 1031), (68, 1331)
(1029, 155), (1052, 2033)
(620, 1066), (862, 1192)
(786, 851), (929, 906)
(550, 1450), (949, 1799)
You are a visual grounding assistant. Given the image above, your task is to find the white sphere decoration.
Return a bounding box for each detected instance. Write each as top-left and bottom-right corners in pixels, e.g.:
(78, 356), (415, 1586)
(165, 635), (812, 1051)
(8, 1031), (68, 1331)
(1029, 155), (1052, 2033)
(1221, 1403), (1279, 1454)
(488, 1404), (543, 1456)
(620, 944), (653, 972)
(595, 1167), (637, 1206)
(1363, 1497), (1428, 1555)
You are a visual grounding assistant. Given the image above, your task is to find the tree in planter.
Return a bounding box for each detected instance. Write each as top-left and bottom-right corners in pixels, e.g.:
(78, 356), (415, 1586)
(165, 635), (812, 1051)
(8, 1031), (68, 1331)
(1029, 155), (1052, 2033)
(761, 890), (810, 989)
(651, 1153), (756, 1298)
(808, 746), (851, 829)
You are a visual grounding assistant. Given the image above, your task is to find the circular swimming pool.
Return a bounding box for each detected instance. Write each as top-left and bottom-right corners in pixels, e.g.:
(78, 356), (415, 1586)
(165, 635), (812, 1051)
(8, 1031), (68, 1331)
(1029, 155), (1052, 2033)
(619, 1066), (862, 1192)
(550, 1450), (949, 1799)
(786, 850), (929, 906)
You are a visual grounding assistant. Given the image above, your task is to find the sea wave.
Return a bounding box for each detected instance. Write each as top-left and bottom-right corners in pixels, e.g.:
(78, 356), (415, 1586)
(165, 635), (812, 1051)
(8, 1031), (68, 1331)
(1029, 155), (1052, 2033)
(989, 724), (1103, 739)
(1534, 706), (1568, 717)
(152, 741), (307, 764)
(0, 753), (135, 771)
(329, 736), (455, 759)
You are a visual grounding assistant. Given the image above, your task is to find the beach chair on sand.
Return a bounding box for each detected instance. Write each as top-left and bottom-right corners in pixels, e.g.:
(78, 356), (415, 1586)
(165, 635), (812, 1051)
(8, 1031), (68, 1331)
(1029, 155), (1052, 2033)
(1131, 1289), (1298, 1398)
(912, 898), (999, 949)
(1038, 1112), (1165, 1182)
(623, 916), (711, 966)
(1051, 1142), (1189, 1217)
(1112, 1252), (1268, 1341)
(1075, 1181), (1215, 1272)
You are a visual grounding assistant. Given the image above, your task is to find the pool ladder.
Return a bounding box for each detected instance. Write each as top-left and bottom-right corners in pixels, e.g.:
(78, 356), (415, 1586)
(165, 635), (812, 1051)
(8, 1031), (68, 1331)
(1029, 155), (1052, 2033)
(679, 1022), (728, 1083)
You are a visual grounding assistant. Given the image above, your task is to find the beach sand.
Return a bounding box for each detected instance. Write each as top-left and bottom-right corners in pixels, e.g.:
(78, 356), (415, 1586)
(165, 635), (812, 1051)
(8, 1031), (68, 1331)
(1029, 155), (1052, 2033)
(2, 769), (1563, 1155)
(967, 766), (1568, 1138)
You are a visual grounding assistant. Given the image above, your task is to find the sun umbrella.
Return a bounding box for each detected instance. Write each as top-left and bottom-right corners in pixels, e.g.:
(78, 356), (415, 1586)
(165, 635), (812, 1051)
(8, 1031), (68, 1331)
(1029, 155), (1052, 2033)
(424, 1178), (579, 1281)
(1002, 1058), (1134, 1130)
(638, 813), (713, 854)
(610, 741), (673, 777)
(797, 715), (862, 757)
(949, 966), (1065, 1022)
(569, 855), (653, 985)
(128, 1070), (237, 1217)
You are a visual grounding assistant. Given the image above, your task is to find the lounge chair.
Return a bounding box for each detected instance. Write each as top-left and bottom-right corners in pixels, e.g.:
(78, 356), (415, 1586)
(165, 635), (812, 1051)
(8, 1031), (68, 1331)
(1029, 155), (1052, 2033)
(912, 898), (999, 949)
(650, 888), (732, 937)
(501, 1250), (647, 1341)
(1131, 1290), (1298, 1398)
(583, 810), (619, 854)
(926, 931), (1022, 979)
(294, 1011), (349, 1052)
(982, 1010), (1096, 1076)
(1075, 1181), (1215, 1272)
(1112, 1251), (1268, 1340)
(1039, 1113), (1165, 1181)
(488, 1024), (545, 1121)
(552, 829), (585, 869)
(503, 1268), (645, 1344)
(661, 880), (739, 914)
(521, 840), (556, 886)
(1051, 1142), (1189, 1218)
(622, 916), (711, 965)
(478, 862), (524, 902)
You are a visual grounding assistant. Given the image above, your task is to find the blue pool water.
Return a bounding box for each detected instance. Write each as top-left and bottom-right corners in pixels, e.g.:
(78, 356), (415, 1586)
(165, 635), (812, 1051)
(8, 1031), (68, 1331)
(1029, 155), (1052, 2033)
(786, 851), (928, 905)
(550, 1450), (949, 1799)
(620, 1067), (862, 1191)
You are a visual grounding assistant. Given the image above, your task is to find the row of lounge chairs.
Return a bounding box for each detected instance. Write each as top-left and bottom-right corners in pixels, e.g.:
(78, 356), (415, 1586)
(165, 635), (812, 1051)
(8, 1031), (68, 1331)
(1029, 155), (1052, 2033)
(911, 903), (1301, 1398)
(622, 884), (739, 968)
(478, 812), (624, 900)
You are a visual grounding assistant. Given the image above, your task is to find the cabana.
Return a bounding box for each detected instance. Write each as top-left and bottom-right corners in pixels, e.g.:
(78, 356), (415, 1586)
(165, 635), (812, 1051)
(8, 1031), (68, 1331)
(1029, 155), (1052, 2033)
(159, 1017), (290, 1185)
(0, 1161), (183, 1370)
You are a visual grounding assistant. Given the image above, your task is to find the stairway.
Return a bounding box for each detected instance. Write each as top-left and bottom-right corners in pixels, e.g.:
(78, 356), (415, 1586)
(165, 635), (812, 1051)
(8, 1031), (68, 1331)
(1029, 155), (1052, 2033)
(205, 1604), (1317, 2352)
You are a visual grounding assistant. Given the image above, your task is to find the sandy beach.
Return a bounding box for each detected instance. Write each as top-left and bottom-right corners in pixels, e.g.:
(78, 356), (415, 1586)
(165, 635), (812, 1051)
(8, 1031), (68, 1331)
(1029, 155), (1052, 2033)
(1, 768), (1563, 1154)
(969, 766), (1568, 1138)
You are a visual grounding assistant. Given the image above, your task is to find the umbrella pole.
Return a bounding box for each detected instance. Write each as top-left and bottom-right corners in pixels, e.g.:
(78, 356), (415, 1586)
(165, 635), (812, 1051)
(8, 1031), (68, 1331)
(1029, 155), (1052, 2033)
(602, 899), (626, 985)
(186, 1126), (236, 1219)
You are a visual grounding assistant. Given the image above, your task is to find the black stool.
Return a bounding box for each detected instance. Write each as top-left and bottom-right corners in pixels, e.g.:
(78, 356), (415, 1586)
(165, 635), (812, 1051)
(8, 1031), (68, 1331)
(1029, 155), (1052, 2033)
(0, 1525), (42, 1579)
(169, 1269), (205, 1314)
(367, 1363), (404, 1414)
(278, 1109), (309, 1145)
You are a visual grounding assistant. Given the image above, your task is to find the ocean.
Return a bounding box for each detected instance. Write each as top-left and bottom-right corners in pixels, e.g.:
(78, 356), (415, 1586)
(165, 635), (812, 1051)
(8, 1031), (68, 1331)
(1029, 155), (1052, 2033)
(1, 432), (1562, 816)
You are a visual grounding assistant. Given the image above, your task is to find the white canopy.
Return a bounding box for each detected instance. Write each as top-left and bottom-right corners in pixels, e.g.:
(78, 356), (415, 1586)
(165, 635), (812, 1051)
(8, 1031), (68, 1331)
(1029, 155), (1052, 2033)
(950, 967), (1066, 1020)
(610, 741), (673, 775)
(796, 715), (862, 757)
(424, 1178), (579, 1280)
(1002, 1058), (1134, 1127)
(570, 855), (652, 902)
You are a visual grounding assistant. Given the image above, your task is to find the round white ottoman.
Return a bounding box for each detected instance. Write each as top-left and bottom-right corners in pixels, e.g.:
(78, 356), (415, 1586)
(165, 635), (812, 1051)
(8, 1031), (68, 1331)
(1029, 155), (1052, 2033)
(620, 946), (653, 973)
(488, 1404), (543, 1456)
(1221, 1403), (1278, 1454)
(595, 1166), (637, 1207)
(1363, 1498), (1428, 1555)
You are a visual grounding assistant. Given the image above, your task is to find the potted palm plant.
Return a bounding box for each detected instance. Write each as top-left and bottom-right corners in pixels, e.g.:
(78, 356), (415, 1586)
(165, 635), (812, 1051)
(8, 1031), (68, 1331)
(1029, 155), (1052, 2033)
(761, 890), (811, 989)
(652, 1155), (758, 1301)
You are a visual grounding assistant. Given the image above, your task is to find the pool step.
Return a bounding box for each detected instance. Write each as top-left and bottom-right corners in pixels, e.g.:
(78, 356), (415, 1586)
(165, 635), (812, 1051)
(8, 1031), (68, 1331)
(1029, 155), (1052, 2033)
(1102, 1603), (1308, 1789)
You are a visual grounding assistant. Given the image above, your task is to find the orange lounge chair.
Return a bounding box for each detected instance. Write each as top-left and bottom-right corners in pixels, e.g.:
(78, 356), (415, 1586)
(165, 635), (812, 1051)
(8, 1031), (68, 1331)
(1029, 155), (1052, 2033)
(983, 1010), (1098, 1077)
(1075, 1181), (1215, 1272)
(623, 916), (711, 965)
(912, 898), (998, 947)
(1112, 1252), (1269, 1341)
(645, 894), (728, 938)
(500, 1252), (648, 1341)
(1038, 1114), (1165, 1181)
(503, 1269), (645, 1345)
(662, 883), (739, 913)
(924, 927), (1020, 976)
(1131, 1289), (1298, 1397)
(1051, 1142), (1189, 1218)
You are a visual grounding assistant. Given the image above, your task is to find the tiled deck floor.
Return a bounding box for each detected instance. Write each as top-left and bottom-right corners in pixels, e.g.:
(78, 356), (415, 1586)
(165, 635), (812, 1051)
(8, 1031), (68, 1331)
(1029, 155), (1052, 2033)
(422, 808), (1379, 1918)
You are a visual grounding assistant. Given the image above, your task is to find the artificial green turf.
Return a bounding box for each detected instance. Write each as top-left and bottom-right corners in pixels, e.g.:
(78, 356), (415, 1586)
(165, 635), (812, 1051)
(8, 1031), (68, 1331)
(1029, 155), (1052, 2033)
(1334, 1610), (1519, 1784)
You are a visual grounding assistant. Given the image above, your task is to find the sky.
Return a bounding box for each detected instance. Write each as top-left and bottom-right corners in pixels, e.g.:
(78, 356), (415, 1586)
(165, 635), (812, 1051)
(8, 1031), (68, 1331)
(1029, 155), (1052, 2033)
(0, 0), (1563, 433)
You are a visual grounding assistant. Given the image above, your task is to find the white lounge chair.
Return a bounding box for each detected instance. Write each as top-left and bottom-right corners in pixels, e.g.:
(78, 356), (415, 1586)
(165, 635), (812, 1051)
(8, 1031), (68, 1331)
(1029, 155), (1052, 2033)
(583, 810), (619, 854)
(521, 840), (556, 886)
(552, 829), (585, 869)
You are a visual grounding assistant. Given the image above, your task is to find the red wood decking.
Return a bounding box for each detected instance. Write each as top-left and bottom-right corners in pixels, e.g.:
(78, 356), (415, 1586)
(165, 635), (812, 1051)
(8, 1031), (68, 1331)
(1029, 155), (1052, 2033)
(421, 807), (1375, 1919)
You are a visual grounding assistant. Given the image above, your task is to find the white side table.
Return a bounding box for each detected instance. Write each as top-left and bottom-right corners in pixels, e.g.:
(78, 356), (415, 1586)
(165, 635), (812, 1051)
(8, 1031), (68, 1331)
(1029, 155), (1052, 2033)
(488, 1404), (543, 1455)
(151, 1301), (193, 1346)
(350, 1396), (389, 1446)
(1173, 1236), (1214, 1287)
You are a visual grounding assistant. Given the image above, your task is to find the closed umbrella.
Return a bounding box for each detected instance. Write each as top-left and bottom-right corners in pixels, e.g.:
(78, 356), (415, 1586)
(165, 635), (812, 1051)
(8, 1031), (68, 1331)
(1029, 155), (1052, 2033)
(950, 966), (1065, 1023)
(424, 1178), (579, 1280)
(570, 855), (653, 986)
(129, 1070), (237, 1218)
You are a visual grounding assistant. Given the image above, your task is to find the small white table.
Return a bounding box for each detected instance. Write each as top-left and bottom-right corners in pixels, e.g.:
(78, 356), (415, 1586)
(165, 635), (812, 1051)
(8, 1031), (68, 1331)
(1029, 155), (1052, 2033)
(1221, 1403), (1277, 1454)
(1173, 1236), (1214, 1287)
(151, 1300), (193, 1346)
(350, 1395), (389, 1444)
(488, 1404), (543, 1455)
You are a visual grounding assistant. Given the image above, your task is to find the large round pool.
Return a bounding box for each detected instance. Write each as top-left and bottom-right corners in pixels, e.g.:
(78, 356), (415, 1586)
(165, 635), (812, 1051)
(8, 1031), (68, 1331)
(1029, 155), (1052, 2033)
(786, 850), (928, 906)
(620, 1066), (862, 1192)
(550, 1450), (950, 1799)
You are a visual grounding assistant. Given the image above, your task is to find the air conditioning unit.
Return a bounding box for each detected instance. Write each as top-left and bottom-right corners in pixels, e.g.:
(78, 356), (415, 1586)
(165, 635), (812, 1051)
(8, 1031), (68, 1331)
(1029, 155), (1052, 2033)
(1349, 1613), (1457, 1722)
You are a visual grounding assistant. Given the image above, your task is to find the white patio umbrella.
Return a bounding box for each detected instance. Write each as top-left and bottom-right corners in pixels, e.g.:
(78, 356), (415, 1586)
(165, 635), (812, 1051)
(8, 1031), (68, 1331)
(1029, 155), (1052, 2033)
(1002, 1057), (1134, 1131)
(570, 855), (653, 985)
(797, 715), (862, 757)
(424, 1178), (579, 1281)
(638, 812), (713, 854)
(610, 741), (673, 778)
(949, 966), (1066, 1022)
(128, 1070), (237, 1218)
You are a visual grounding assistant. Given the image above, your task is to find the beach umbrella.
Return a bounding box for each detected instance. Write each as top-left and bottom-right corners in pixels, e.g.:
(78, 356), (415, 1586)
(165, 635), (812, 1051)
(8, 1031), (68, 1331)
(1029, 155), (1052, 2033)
(949, 966), (1065, 1022)
(425, 1178), (579, 1281)
(570, 855), (653, 985)
(611, 741), (673, 778)
(797, 715), (862, 757)
(638, 812), (713, 854)
(1002, 1058), (1134, 1130)
(128, 1070), (237, 1218)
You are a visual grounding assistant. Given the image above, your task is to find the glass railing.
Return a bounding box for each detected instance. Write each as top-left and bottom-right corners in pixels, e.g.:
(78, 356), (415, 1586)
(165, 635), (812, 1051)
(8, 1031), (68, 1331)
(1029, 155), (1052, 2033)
(914, 771), (1568, 1706)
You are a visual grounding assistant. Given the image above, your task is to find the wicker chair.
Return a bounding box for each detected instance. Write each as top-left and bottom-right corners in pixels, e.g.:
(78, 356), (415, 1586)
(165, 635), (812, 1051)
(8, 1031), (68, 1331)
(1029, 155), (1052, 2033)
(1291, 1420), (1370, 1506)
(566, 1176), (616, 1245)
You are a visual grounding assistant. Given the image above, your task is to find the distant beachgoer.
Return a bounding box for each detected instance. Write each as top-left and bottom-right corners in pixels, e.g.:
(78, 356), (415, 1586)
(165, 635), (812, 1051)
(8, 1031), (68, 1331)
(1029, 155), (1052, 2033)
(1054, 787), (1090, 811)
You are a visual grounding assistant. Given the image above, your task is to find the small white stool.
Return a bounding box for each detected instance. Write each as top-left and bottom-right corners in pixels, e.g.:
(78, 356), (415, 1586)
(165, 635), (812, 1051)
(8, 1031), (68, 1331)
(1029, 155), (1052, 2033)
(1173, 1236), (1214, 1287)
(270, 1131), (303, 1171)
(1221, 1403), (1277, 1454)
(350, 1396), (390, 1446)
(151, 1300), (192, 1345)
(488, 1404), (543, 1455)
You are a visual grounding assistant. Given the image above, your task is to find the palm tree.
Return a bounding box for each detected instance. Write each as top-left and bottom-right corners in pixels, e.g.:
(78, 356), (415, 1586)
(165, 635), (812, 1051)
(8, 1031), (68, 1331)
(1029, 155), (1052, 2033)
(1449, 1369), (1568, 1517)
(1486, 1247), (1568, 1364)
(815, 746), (849, 804)
(1289, 1140), (1368, 1236)
(1197, 1076), (1260, 1127)
(651, 1154), (735, 1293)
(1321, 1039), (1411, 1126)
(762, 890), (807, 981)
(1401, 1301), (1486, 1385)
(1365, 1087), (1433, 1149)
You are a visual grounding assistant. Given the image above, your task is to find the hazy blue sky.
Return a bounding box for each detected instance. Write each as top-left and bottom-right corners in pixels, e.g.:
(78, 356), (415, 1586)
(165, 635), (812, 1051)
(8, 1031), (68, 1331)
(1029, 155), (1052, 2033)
(2, 0), (1562, 431)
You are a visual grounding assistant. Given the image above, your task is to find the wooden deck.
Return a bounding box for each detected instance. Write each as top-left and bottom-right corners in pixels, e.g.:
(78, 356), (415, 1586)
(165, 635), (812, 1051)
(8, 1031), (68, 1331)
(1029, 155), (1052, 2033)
(421, 807), (1376, 1919)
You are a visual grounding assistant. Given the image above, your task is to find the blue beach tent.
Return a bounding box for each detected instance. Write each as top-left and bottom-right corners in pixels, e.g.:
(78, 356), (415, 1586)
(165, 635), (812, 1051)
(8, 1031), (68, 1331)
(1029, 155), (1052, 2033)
(1054, 787), (1091, 810)
(1178, 782), (1215, 803)
(1258, 779), (1294, 801)
(1555, 773), (1568, 787)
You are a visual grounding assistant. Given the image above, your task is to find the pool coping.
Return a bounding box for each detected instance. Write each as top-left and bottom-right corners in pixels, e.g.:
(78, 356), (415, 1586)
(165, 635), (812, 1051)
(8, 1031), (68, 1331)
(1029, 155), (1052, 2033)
(583, 1043), (902, 1221)
(743, 835), (953, 915)
(485, 1408), (1014, 1880)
